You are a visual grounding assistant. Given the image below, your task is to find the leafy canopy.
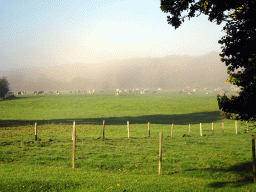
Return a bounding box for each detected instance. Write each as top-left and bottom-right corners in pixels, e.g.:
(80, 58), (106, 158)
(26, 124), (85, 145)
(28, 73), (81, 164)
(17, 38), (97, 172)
(161, 0), (256, 121)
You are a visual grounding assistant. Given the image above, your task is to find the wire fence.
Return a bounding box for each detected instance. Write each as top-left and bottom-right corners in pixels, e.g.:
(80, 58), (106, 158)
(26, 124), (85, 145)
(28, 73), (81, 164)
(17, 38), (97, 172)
(1, 120), (255, 176)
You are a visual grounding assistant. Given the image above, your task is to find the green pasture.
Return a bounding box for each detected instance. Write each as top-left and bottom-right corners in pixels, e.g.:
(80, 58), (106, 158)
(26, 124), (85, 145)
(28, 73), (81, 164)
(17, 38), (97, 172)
(0, 94), (256, 191)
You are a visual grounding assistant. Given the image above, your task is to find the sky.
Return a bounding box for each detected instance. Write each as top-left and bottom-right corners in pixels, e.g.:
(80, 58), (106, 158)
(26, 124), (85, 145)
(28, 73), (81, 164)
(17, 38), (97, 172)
(0, 0), (226, 70)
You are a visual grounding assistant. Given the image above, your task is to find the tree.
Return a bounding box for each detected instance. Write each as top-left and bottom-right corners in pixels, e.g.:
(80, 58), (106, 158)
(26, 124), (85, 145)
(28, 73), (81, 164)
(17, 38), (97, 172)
(160, 0), (256, 121)
(0, 77), (10, 99)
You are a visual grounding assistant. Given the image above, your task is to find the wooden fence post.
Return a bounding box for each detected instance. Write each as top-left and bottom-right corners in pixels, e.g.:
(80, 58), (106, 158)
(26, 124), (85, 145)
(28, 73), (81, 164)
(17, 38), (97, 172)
(171, 124), (174, 137)
(200, 123), (202, 136)
(235, 121), (238, 134)
(212, 122), (214, 135)
(188, 124), (190, 135)
(159, 132), (163, 175)
(148, 122), (150, 137)
(102, 120), (105, 140)
(222, 123), (225, 134)
(127, 121), (130, 139)
(72, 121), (76, 168)
(246, 121), (249, 132)
(35, 122), (37, 141)
(252, 135), (256, 182)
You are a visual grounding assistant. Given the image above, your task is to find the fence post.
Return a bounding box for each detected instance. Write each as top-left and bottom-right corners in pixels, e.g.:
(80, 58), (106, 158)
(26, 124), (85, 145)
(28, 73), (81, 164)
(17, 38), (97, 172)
(235, 121), (238, 134)
(171, 124), (174, 137)
(127, 121), (130, 139)
(102, 120), (105, 140)
(148, 122), (150, 137)
(72, 121), (76, 168)
(247, 121), (249, 132)
(159, 132), (163, 175)
(222, 123), (225, 134)
(35, 122), (37, 141)
(252, 135), (256, 182)
(200, 123), (202, 136)
(212, 122), (214, 135)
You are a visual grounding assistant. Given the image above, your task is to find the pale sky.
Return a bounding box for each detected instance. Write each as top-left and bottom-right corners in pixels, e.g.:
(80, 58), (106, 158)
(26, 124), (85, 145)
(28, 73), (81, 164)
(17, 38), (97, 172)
(0, 0), (226, 70)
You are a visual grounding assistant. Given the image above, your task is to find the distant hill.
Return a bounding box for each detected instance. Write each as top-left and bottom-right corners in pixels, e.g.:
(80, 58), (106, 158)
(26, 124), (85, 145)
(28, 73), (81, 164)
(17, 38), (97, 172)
(0, 51), (230, 92)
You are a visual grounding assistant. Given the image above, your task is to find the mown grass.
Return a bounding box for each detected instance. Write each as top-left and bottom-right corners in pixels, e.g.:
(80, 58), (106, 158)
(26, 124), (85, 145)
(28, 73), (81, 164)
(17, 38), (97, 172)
(0, 93), (256, 191)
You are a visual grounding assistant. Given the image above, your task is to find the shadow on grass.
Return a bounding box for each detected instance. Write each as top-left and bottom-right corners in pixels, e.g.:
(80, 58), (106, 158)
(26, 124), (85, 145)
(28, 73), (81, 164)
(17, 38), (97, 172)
(0, 95), (28, 101)
(187, 162), (254, 188)
(0, 111), (222, 127)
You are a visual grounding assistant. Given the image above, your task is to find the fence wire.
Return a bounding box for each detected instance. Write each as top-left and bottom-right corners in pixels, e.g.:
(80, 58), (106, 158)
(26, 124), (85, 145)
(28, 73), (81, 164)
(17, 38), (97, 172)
(1, 121), (254, 175)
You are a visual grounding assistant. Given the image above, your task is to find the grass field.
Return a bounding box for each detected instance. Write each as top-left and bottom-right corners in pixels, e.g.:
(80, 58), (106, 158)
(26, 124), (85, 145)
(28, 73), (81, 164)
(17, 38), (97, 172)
(0, 93), (256, 191)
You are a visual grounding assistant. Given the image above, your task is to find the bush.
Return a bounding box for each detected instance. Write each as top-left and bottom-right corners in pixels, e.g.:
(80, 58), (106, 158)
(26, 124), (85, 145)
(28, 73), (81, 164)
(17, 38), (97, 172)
(0, 76), (10, 99)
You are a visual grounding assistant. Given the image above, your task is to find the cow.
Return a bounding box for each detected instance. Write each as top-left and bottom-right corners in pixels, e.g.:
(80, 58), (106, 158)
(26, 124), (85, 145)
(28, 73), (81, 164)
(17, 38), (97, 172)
(219, 90), (229, 95)
(8, 92), (14, 96)
(34, 91), (38, 95)
(135, 88), (140, 94)
(144, 89), (150, 93)
(17, 91), (21, 95)
(115, 89), (121, 96)
(38, 91), (44, 95)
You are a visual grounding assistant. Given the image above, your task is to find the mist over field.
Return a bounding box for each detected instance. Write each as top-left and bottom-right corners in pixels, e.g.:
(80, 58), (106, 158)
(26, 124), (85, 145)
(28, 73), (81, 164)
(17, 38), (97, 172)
(1, 51), (230, 92)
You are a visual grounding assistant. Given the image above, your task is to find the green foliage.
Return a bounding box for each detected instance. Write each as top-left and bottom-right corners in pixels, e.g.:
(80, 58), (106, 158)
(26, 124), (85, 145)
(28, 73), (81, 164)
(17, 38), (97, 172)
(160, 0), (256, 121)
(217, 92), (256, 122)
(218, 3), (256, 121)
(0, 76), (10, 99)
(160, 0), (233, 29)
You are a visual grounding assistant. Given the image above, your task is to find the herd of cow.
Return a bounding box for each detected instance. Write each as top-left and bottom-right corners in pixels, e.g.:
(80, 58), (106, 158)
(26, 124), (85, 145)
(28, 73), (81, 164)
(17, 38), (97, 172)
(16, 91), (60, 95)
(14, 87), (233, 96)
